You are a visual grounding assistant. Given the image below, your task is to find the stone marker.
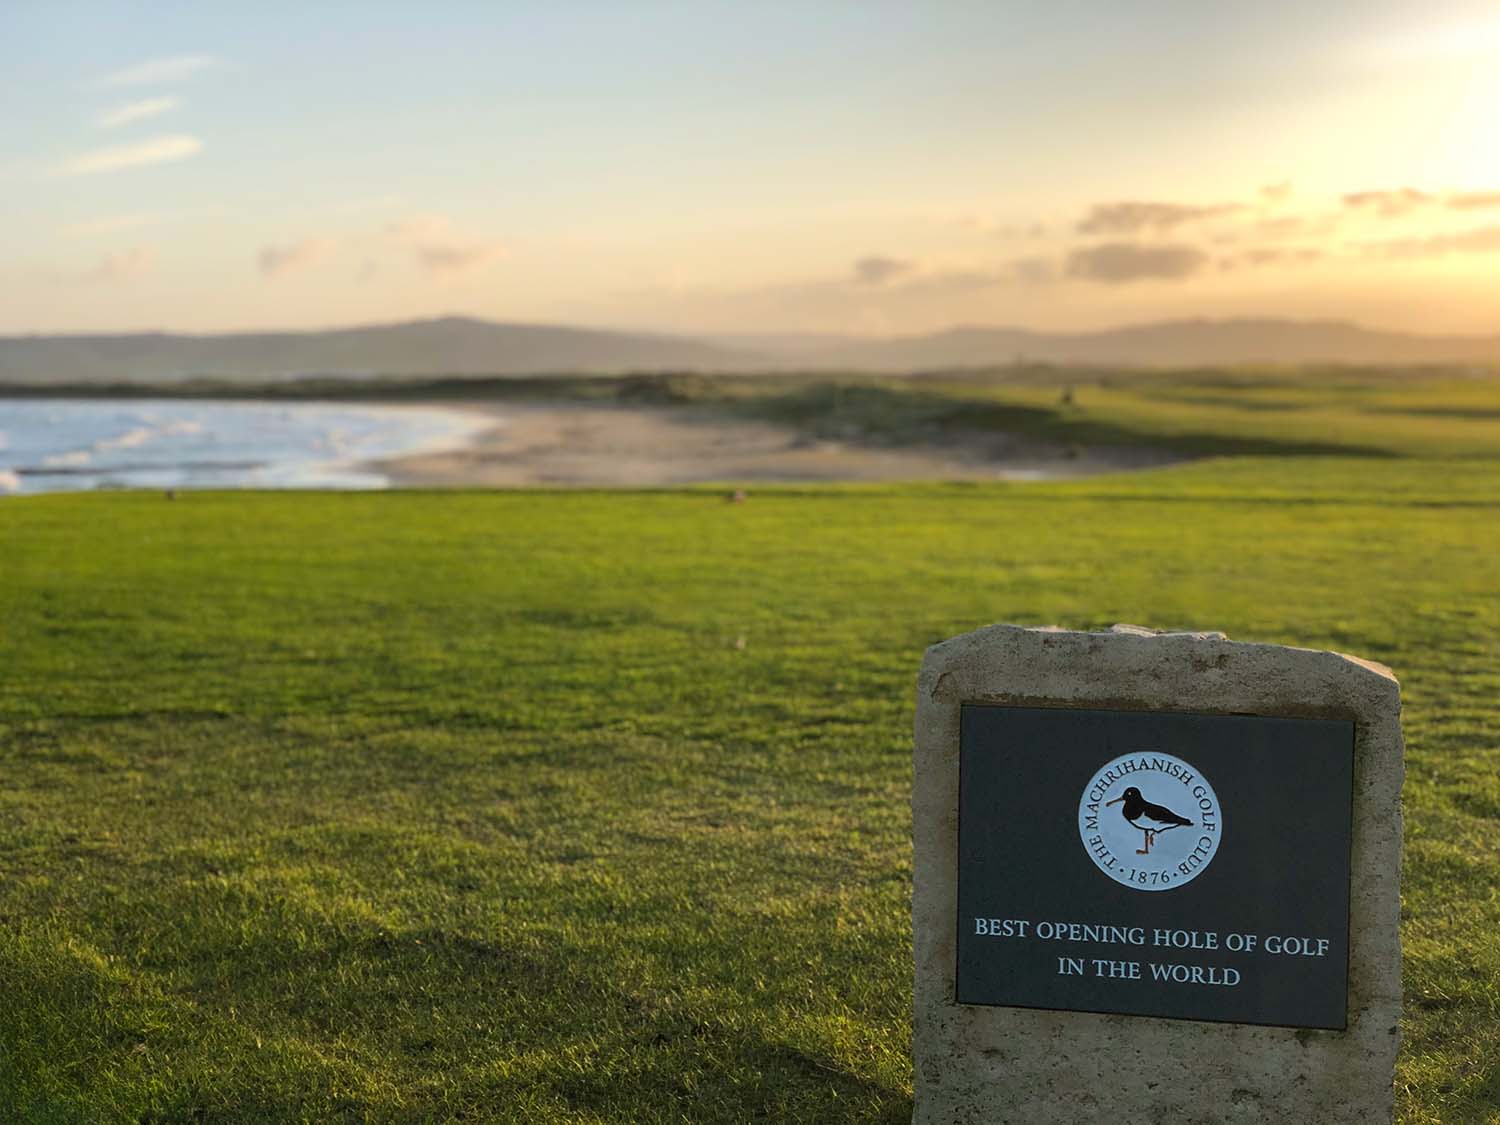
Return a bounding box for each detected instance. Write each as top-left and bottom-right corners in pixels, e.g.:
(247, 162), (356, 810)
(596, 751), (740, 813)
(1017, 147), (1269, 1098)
(913, 624), (1402, 1124)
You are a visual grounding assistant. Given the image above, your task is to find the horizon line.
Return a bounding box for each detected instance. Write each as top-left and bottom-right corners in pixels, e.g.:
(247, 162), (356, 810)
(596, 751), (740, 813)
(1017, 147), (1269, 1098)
(5, 311), (1500, 344)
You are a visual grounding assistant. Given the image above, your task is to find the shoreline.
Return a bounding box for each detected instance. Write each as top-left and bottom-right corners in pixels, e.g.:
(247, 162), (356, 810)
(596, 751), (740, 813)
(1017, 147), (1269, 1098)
(373, 401), (1187, 487)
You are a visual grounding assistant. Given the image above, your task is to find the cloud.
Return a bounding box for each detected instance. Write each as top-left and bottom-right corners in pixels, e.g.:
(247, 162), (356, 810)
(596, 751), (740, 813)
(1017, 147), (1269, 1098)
(87, 247), (155, 282)
(1340, 187), (1500, 217)
(1077, 201), (1241, 235)
(1260, 181), (1293, 203)
(838, 252), (1057, 296)
(1234, 247), (1323, 267)
(1065, 242), (1210, 282)
(1342, 188), (1432, 216)
(96, 96), (179, 128)
(258, 238), (333, 277)
(414, 241), (503, 273)
(862, 255), (1059, 297)
(852, 255), (916, 285)
(387, 214), (501, 274)
(55, 134), (201, 176)
(1360, 225), (1500, 259)
(1446, 190), (1500, 211)
(97, 54), (220, 87)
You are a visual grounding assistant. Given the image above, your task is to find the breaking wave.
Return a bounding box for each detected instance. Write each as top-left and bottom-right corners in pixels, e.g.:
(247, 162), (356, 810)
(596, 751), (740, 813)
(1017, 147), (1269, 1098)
(0, 399), (488, 495)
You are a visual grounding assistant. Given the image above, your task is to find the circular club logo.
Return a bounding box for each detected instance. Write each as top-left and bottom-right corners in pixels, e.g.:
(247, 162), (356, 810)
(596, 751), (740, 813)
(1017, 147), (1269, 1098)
(1077, 752), (1222, 892)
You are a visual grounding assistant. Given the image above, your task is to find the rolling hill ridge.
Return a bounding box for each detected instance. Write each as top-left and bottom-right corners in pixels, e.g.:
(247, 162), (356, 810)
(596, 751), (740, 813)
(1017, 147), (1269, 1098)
(3, 315), (1500, 383)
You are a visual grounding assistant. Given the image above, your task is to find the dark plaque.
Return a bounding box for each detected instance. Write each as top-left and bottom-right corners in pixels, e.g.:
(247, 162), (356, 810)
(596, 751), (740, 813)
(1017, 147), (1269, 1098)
(957, 704), (1354, 1029)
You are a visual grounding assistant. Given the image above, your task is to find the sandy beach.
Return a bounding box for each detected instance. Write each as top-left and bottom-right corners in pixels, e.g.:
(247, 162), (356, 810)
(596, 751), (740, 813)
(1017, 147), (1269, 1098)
(377, 402), (1184, 487)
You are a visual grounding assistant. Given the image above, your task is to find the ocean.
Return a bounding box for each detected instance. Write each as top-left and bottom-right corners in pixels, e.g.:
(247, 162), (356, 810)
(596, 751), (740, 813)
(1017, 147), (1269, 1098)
(0, 399), (490, 494)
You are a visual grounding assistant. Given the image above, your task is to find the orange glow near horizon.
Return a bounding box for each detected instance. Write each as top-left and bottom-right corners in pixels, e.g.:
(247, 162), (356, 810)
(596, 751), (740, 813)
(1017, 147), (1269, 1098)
(4, 2), (1500, 337)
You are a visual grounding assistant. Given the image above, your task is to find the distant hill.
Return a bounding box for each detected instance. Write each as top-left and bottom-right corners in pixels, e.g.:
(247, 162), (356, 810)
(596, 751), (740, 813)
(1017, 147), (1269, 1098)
(749, 318), (1500, 370)
(0, 317), (759, 384)
(3, 315), (1499, 384)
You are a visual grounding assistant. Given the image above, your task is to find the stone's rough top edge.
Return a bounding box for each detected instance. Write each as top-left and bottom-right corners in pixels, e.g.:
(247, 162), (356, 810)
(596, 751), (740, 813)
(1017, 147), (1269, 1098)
(921, 622), (1400, 689)
(1337, 651), (1399, 684)
(1108, 622), (1227, 639)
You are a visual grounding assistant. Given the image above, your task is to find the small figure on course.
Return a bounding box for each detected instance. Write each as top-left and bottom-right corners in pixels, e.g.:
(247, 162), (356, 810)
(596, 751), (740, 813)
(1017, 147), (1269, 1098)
(1104, 786), (1193, 855)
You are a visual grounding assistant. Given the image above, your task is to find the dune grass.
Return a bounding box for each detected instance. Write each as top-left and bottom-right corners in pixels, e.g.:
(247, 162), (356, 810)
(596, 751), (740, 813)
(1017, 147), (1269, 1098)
(23, 363), (1500, 462)
(707, 368), (1500, 459)
(1, 452), (1498, 1121)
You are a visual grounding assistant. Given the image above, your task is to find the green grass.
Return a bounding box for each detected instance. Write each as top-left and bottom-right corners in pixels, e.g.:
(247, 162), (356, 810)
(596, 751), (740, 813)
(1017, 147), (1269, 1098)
(2, 413), (1500, 1118)
(23, 363), (1500, 460)
(707, 369), (1500, 459)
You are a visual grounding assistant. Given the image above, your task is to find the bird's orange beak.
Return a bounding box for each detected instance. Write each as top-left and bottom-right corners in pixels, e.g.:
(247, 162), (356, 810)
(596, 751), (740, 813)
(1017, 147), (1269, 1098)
(1104, 796), (1124, 806)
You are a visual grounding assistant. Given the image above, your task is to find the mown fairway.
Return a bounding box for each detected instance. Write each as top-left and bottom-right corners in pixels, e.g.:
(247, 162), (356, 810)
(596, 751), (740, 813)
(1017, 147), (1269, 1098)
(2, 455), (1499, 1121)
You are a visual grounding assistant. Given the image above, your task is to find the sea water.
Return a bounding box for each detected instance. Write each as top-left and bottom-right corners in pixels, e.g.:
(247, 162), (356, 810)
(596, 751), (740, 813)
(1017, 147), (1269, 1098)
(0, 399), (490, 494)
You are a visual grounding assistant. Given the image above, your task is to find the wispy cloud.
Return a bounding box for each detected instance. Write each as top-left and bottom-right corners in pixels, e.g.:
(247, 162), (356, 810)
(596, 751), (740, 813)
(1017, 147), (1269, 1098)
(1446, 191), (1500, 212)
(414, 241), (503, 274)
(1065, 242), (1210, 282)
(886, 242), (1311, 292)
(1341, 187), (1500, 217)
(1342, 188), (1433, 216)
(259, 238), (334, 278)
(96, 96), (180, 128)
(1361, 225), (1500, 259)
(1233, 247), (1323, 267)
(388, 214), (502, 274)
(97, 54), (220, 88)
(85, 247), (156, 283)
(1077, 201), (1241, 235)
(841, 254), (1046, 295)
(55, 134), (202, 176)
(852, 255), (916, 285)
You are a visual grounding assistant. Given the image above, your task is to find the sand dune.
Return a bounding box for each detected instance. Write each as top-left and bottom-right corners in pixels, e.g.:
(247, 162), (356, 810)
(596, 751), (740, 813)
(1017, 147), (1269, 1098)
(377, 403), (1182, 487)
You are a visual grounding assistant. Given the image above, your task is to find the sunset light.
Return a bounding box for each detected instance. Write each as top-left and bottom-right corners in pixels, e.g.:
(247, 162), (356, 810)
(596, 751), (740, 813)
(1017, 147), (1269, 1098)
(4, 1), (1500, 338)
(6, 5), (1500, 1122)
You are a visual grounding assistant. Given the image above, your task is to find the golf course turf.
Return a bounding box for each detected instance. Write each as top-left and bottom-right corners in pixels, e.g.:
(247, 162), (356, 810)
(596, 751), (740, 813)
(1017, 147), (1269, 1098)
(2, 381), (1499, 1120)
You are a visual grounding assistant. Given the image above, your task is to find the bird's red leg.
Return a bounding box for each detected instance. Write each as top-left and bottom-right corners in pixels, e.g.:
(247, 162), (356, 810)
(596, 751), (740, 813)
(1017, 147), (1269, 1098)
(1137, 831), (1149, 855)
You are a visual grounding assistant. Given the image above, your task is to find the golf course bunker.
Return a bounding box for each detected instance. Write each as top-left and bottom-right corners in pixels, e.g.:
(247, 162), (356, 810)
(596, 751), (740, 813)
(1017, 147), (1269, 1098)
(913, 623), (1404, 1123)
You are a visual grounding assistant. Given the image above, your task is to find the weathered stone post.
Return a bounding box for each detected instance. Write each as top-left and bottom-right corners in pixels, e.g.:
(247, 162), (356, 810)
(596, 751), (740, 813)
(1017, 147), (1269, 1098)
(913, 624), (1402, 1123)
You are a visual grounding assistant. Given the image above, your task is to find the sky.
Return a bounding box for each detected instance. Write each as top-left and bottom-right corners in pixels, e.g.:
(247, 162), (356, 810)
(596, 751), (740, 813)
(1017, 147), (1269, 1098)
(4, 0), (1500, 338)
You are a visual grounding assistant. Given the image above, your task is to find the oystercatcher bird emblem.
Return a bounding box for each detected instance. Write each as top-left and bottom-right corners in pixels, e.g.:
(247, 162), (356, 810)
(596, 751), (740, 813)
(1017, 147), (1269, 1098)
(1104, 786), (1194, 854)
